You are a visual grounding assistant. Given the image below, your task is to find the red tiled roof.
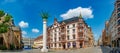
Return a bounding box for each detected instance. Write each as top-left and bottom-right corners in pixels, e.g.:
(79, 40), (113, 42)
(34, 35), (43, 41)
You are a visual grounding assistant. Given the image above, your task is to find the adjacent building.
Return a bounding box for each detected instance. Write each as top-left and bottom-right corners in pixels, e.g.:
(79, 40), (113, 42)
(47, 15), (94, 49)
(101, 0), (120, 47)
(98, 36), (102, 46)
(22, 38), (34, 48)
(33, 35), (43, 48)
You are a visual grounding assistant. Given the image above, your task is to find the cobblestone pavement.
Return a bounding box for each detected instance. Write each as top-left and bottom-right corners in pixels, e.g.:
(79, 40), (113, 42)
(0, 46), (111, 53)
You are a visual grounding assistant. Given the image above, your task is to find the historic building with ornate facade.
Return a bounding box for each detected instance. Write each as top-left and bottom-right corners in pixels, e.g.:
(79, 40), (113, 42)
(104, 0), (120, 48)
(0, 13), (23, 49)
(47, 15), (94, 49)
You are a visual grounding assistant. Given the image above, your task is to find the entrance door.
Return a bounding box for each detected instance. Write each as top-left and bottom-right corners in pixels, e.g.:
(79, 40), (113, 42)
(79, 43), (82, 48)
(63, 44), (66, 49)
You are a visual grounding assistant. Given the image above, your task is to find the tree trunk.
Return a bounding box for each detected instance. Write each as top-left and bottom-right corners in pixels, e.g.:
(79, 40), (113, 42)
(2, 33), (9, 49)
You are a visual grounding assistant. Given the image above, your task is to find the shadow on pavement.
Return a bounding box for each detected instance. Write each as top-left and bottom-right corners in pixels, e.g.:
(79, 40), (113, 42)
(0, 50), (23, 52)
(100, 46), (111, 53)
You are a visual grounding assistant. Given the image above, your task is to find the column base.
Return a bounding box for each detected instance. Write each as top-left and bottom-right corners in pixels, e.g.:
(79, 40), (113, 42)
(41, 48), (48, 52)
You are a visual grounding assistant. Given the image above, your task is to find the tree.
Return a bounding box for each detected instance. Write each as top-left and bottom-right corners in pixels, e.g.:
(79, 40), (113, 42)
(0, 10), (12, 33)
(0, 10), (5, 17)
(0, 24), (8, 33)
(4, 14), (12, 22)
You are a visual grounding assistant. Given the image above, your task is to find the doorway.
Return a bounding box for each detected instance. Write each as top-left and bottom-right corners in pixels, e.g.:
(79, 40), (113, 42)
(79, 43), (82, 48)
(63, 44), (66, 49)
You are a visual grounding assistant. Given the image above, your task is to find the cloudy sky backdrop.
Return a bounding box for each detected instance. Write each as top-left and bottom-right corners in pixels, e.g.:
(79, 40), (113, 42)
(0, 0), (115, 40)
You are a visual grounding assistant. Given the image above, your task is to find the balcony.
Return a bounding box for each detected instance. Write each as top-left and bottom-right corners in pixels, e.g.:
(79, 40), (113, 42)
(78, 32), (83, 35)
(61, 39), (66, 43)
(78, 26), (83, 29)
(61, 29), (66, 32)
(61, 32), (65, 35)
(77, 37), (84, 41)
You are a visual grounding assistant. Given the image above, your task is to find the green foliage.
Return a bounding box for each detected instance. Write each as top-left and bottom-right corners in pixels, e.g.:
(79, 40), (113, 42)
(0, 12), (12, 33)
(4, 14), (12, 22)
(0, 24), (9, 33)
(40, 11), (49, 20)
(0, 10), (5, 17)
(0, 45), (7, 50)
(9, 44), (15, 50)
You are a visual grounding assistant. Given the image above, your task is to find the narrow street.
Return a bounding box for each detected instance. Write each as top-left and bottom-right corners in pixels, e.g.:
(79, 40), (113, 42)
(0, 46), (111, 53)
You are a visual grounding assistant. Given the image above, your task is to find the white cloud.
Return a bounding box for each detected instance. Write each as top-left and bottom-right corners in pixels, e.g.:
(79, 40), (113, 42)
(22, 31), (27, 38)
(1, 0), (16, 4)
(60, 6), (94, 19)
(32, 28), (39, 33)
(19, 21), (29, 28)
(22, 31), (27, 35)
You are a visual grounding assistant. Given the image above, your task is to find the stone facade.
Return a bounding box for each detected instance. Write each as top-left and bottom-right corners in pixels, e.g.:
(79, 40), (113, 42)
(33, 35), (43, 48)
(47, 15), (94, 49)
(0, 13), (23, 49)
(102, 0), (120, 48)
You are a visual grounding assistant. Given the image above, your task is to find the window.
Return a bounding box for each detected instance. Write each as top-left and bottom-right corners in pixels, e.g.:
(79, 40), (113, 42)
(54, 33), (56, 37)
(55, 29), (57, 32)
(67, 26), (69, 29)
(59, 37), (61, 41)
(118, 27), (120, 32)
(67, 36), (69, 40)
(59, 44), (61, 47)
(51, 39), (53, 41)
(73, 35), (75, 39)
(118, 13), (120, 18)
(55, 43), (56, 47)
(118, 19), (120, 25)
(73, 24), (75, 27)
(118, 3), (120, 7)
(55, 38), (56, 42)
(67, 30), (69, 34)
(73, 29), (75, 33)
(118, 8), (120, 12)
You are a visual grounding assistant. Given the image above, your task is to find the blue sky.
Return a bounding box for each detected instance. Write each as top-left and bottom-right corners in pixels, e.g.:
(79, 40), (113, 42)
(0, 0), (115, 40)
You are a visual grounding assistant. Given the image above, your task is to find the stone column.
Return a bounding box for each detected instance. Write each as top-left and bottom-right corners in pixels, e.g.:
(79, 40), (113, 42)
(76, 41), (80, 49)
(83, 41), (84, 48)
(70, 42), (73, 48)
(41, 20), (48, 52)
(66, 43), (68, 49)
